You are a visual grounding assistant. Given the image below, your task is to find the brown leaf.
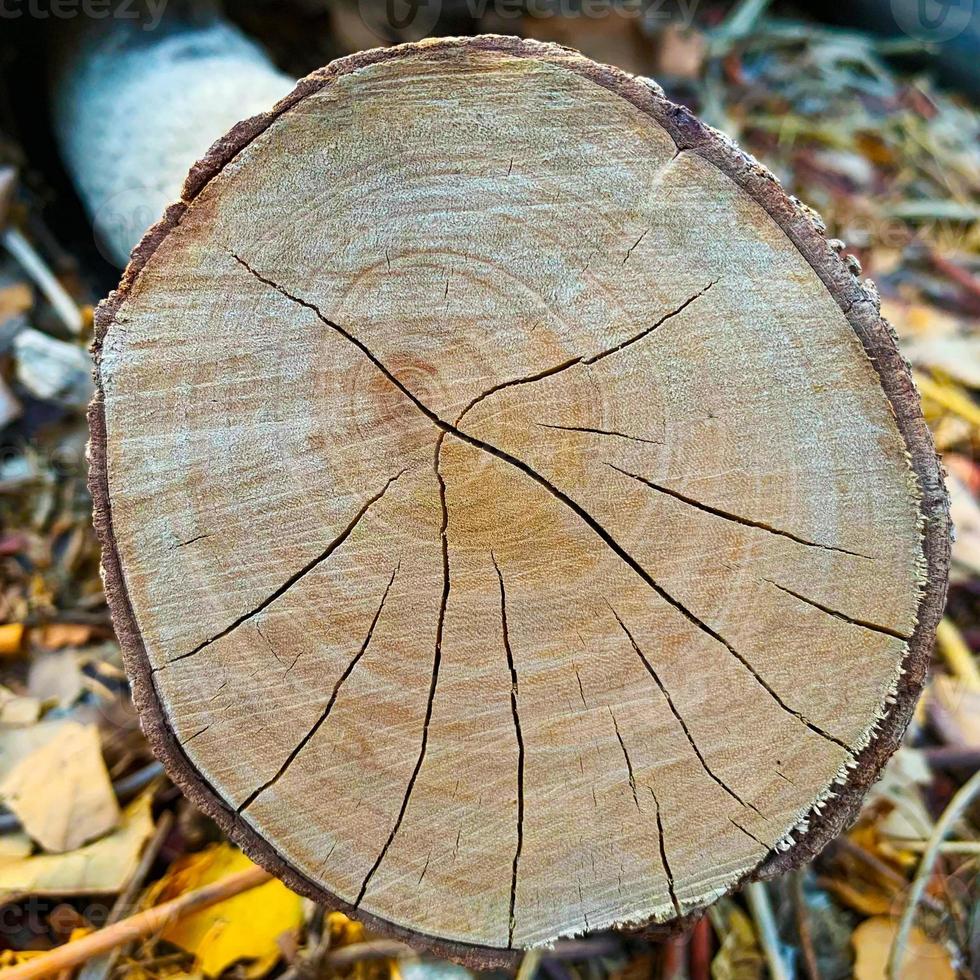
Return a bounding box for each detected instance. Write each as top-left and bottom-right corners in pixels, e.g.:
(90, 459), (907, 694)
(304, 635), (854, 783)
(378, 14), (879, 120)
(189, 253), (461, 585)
(852, 916), (955, 980)
(38, 623), (94, 650)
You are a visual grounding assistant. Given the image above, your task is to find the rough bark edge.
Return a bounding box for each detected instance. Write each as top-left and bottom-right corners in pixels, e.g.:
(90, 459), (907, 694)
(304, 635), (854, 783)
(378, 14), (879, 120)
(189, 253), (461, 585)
(86, 35), (951, 967)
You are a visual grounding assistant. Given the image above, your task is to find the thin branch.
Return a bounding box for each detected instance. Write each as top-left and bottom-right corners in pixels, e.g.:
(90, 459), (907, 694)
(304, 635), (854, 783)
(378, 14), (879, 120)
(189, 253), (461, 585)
(745, 881), (791, 980)
(888, 767), (980, 978)
(0, 867), (271, 980)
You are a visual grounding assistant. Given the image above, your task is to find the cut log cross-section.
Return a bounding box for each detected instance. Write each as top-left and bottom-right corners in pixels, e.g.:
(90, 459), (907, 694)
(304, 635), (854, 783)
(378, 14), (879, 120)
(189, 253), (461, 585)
(90, 36), (949, 965)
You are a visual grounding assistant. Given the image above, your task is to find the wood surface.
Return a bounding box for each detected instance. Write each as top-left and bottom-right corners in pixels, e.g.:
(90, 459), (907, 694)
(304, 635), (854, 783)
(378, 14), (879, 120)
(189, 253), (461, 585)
(89, 36), (950, 964)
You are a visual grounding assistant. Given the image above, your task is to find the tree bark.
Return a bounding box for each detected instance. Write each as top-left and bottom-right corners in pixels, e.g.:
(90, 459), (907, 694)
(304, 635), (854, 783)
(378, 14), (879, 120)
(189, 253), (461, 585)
(88, 35), (950, 965)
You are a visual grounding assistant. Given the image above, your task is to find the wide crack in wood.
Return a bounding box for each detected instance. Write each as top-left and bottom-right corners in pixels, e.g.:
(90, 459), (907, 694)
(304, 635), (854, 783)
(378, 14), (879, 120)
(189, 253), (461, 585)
(650, 787), (680, 917)
(167, 469), (405, 665)
(231, 255), (855, 756)
(609, 605), (761, 816)
(609, 464), (875, 560)
(454, 356), (586, 427)
(582, 281), (716, 366)
(492, 554), (524, 949)
(354, 435), (451, 907)
(236, 564), (399, 812)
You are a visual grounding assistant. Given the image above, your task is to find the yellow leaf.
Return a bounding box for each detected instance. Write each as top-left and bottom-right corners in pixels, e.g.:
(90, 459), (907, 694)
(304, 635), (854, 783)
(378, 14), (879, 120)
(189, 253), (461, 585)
(0, 624), (24, 657)
(152, 844), (302, 979)
(327, 910), (365, 948)
(709, 898), (765, 980)
(852, 917), (955, 980)
(0, 950), (46, 969)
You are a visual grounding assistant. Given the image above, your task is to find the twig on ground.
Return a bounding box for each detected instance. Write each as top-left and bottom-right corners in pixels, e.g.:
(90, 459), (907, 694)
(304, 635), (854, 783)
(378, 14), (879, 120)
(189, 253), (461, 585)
(324, 941), (416, 968)
(924, 746), (980, 770)
(791, 872), (822, 980)
(277, 910), (331, 980)
(746, 882), (790, 980)
(895, 840), (980, 854)
(76, 809), (175, 980)
(0, 866), (271, 980)
(1, 227), (83, 335)
(888, 767), (980, 978)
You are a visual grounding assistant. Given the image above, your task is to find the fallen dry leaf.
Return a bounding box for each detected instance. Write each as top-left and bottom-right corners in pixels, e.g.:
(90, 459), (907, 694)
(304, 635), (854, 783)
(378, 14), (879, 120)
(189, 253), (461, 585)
(709, 898), (765, 980)
(0, 623), (24, 657)
(852, 916), (955, 980)
(884, 300), (961, 340)
(38, 623), (94, 650)
(0, 720), (119, 852)
(0, 793), (153, 901)
(947, 472), (980, 581)
(28, 650), (85, 708)
(863, 748), (934, 844)
(820, 874), (895, 917)
(147, 843), (303, 978)
(0, 685), (41, 726)
(326, 910), (365, 948)
(902, 335), (980, 388)
(927, 674), (980, 747)
(0, 832), (32, 864)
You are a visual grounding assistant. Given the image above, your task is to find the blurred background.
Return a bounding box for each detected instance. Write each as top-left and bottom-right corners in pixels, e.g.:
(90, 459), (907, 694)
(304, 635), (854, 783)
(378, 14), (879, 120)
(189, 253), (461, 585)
(0, 1), (978, 978)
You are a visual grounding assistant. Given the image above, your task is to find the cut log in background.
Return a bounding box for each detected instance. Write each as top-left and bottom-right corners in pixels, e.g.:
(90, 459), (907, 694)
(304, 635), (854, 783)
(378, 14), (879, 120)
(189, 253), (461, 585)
(50, 5), (293, 267)
(88, 35), (949, 965)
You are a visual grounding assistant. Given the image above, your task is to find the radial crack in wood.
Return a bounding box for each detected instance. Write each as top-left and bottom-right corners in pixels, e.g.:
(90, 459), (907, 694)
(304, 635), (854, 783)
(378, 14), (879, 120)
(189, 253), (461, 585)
(237, 564), (400, 813)
(90, 37), (948, 966)
(492, 554), (525, 949)
(606, 464), (876, 559)
(609, 604), (768, 812)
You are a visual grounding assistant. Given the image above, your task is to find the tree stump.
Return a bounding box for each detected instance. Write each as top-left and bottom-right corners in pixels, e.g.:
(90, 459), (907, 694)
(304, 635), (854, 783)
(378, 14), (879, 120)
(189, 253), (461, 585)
(90, 37), (949, 964)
